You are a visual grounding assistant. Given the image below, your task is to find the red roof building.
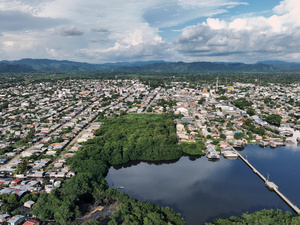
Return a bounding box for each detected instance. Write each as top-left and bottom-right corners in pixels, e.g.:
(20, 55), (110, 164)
(11, 179), (21, 185)
(23, 219), (39, 225)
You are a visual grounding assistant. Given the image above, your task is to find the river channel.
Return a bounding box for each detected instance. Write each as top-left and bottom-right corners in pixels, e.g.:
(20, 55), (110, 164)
(106, 140), (300, 224)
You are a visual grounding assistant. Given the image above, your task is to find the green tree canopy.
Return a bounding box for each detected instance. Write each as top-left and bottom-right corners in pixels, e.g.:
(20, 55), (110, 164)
(266, 114), (282, 126)
(234, 132), (244, 140)
(233, 98), (252, 110)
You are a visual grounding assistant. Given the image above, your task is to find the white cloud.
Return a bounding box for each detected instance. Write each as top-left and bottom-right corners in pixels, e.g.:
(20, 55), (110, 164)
(273, 0), (300, 27)
(206, 18), (227, 30)
(3, 41), (14, 47)
(0, 0), (299, 63)
(177, 0), (248, 9)
(0, 0), (53, 16)
(228, 18), (248, 30)
(47, 48), (57, 57)
(0, 32), (43, 59)
(143, 0), (246, 28)
(175, 0), (300, 62)
(77, 39), (172, 63)
(273, 0), (299, 15)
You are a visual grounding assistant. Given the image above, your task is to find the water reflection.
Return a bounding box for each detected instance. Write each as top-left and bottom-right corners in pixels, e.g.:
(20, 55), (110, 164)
(106, 140), (300, 224)
(239, 144), (300, 208)
(112, 158), (181, 170)
(286, 130), (300, 151)
(242, 145), (277, 160)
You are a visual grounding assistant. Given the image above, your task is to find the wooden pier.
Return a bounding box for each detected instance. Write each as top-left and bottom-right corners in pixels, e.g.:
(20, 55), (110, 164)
(230, 146), (300, 214)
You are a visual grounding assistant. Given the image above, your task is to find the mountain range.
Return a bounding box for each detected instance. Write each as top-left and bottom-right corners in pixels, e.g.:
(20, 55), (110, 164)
(257, 60), (300, 68)
(1, 58), (300, 74)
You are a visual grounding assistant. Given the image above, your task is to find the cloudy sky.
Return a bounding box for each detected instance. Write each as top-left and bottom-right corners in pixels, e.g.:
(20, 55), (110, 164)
(0, 0), (299, 63)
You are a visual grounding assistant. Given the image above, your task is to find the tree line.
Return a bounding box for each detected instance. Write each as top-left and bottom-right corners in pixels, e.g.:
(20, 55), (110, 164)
(206, 209), (300, 224)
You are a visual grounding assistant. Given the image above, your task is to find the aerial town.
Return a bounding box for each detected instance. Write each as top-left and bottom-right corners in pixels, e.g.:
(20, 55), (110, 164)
(0, 78), (300, 224)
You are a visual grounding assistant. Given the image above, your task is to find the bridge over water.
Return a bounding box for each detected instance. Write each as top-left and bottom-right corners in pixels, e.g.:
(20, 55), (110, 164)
(230, 146), (300, 214)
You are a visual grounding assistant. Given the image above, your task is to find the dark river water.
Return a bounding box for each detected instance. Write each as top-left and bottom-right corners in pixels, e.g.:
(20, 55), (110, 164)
(106, 138), (300, 224)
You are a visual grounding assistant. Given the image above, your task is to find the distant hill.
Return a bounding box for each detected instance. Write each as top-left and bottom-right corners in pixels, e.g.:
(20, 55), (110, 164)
(0, 58), (300, 74)
(2, 59), (169, 73)
(102, 60), (169, 67)
(114, 61), (294, 73)
(7, 58), (109, 73)
(0, 62), (35, 73)
(257, 60), (300, 68)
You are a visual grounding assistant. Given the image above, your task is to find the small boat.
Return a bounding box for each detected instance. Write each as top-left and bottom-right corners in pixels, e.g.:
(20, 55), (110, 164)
(117, 186), (124, 189)
(223, 151), (238, 160)
(221, 147), (232, 154)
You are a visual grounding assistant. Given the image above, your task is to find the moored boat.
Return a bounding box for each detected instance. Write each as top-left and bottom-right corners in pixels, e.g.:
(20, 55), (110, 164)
(221, 147), (232, 154)
(223, 151), (238, 160)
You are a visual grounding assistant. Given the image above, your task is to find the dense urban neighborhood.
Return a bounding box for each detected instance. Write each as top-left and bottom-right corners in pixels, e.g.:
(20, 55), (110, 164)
(0, 77), (300, 224)
(2, 0), (300, 223)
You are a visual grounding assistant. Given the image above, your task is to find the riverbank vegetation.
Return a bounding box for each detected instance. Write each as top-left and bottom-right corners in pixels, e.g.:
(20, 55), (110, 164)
(33, 113), (185, 224)
(206, 209), (300, 224)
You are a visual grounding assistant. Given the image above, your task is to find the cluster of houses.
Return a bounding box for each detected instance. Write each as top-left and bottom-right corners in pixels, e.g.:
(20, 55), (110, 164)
(1, 78), (300, 223)
(0, 79), (164, 223)
(0, 178), (41, 195)
(161, 81), (300, 154)
(0, 215), (39, 225)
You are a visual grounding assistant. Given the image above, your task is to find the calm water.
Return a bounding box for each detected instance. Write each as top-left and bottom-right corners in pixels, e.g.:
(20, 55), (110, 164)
(106, 142), (300, 225)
